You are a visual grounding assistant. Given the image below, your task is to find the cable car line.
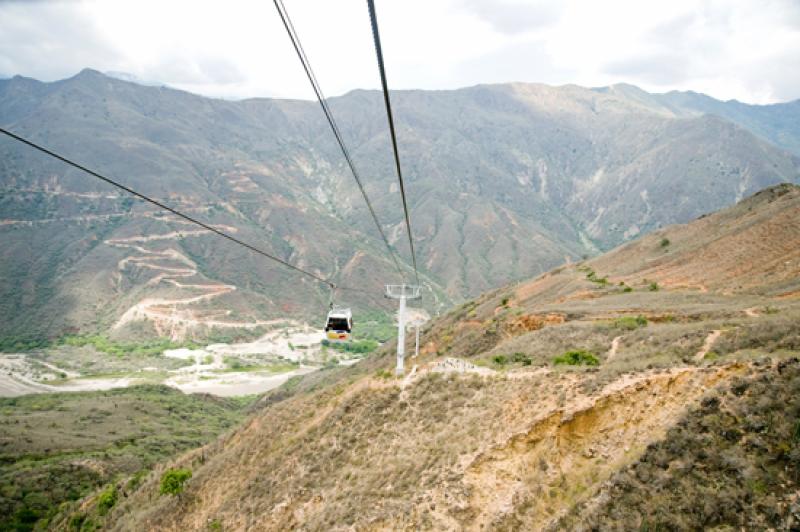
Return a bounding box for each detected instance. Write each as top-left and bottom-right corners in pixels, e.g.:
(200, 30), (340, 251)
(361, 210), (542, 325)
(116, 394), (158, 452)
(366, 0), (419, 286)
(272, 0), (405, 282)
(0, 126), (354, 291)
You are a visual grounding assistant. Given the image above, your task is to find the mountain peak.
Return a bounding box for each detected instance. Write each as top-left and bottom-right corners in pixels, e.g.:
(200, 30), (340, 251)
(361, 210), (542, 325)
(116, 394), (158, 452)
(73, 67), (105, 79)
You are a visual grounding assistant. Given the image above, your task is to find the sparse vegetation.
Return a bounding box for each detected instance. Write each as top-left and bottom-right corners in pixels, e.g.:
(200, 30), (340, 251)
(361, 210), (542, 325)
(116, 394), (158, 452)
(322, 339), (379, 354)
(612, 315), (648, 330)
(0, 386), (248, 531)
(648, 281), (659, 291)
(492, 352), (532, 366)
(585, 270), (609, 286)
(553, 350), (600, 366)
(660, 237), (670, 247)
(562, 359), (800, 529)
(0, 335), (52, 352)
(352, 311), (396, 343)
(61, 334), (197, 358)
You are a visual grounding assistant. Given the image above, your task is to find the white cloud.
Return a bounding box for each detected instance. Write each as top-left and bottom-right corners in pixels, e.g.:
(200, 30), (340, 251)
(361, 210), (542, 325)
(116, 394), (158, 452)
(0, 0), (797, 103)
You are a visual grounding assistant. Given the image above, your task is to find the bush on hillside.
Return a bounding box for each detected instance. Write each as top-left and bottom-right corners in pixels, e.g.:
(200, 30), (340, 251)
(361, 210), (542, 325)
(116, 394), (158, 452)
(322, 339), (378, 354)
(585, 270), (609, 286)
(492, 352), (532, 367)
(613, 316), (648, 330)
(553, 350), (600, 366)
(159, 468), (191, 496)
(97, 485), (117, 515)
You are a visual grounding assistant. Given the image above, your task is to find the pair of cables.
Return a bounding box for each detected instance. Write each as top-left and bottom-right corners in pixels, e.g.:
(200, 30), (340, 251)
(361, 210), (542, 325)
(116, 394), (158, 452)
(1, 0), (420, 298)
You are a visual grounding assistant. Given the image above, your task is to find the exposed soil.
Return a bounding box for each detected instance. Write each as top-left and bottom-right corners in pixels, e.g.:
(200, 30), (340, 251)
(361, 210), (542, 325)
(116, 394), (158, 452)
(107, 224), (284, 340)
(695, 330), (722, 361)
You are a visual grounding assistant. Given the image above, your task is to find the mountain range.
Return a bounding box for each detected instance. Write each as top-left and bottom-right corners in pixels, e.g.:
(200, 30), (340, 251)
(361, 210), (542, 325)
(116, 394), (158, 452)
(0, 69), (798, 340)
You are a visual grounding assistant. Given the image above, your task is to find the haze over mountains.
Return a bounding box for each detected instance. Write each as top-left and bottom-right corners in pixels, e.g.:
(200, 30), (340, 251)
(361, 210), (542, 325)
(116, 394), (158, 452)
(0, 69), (798, 340)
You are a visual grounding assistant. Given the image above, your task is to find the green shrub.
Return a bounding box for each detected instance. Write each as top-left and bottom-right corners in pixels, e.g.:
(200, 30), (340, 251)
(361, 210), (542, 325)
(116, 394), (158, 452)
(0, 335), (52, 352)
(501, 297), (510, 307)
(323, 339), (379, 354)
(613, 316), (648, 330)
(623, 286), (633, 293)
(375, 369), (393, 379)
(492, 355), (508, 365)
(553, 350), (600, 366)
(60, 334), (191, 358)
(159, 468), (192, 496)
(660, 237), (670, 248)
(97, 485), (117, 515)
(511, 352), (532, 365)
(648, 282), (659, 292)
(586, 271), (609, 285)
(223, 356), (247, 370)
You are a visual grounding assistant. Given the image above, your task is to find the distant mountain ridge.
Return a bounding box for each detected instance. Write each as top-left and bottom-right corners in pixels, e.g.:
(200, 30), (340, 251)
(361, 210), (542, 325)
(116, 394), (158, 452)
(0, 70), (797, 339)
(595, 82), (800, 156)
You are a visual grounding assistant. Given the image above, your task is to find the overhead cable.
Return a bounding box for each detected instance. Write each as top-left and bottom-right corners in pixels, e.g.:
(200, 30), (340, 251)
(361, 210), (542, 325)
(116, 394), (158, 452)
(272, 0), (405, 282)
(0, 126), (346, 289)
(366, 0), (419, 285)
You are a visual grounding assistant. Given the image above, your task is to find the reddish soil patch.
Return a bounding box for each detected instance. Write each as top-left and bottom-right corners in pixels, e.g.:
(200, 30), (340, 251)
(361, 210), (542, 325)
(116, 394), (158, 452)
(504, 313), (566, 336)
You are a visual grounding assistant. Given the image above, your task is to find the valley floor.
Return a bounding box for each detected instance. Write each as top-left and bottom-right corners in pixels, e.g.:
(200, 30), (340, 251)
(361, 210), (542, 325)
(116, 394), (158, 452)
(0, 325), (362, 398)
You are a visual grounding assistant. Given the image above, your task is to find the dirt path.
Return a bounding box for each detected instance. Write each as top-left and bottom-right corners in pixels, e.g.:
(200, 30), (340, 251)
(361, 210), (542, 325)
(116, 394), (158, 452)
(107, 227), (276, 340)
(607, 335), (623, 362)
(35, 360), (80, 378)
(695, 330), (722, 361)
(400, 364), (418, 395)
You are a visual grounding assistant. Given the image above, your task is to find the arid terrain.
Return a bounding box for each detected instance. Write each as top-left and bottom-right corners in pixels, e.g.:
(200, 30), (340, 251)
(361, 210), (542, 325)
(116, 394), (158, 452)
(54, 184), (796, 530)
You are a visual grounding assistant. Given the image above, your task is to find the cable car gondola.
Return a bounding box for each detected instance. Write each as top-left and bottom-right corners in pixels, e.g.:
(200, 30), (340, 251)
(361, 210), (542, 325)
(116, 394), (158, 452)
(325, 307), (352, 342)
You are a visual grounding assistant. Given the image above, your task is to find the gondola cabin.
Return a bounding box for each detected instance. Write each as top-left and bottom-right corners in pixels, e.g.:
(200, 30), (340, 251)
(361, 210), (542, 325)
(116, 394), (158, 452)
(325, 307), (352, 342)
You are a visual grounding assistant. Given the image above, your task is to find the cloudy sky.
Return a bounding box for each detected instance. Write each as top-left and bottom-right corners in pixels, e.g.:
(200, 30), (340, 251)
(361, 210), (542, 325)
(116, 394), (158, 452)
(1, 0), (798, 104)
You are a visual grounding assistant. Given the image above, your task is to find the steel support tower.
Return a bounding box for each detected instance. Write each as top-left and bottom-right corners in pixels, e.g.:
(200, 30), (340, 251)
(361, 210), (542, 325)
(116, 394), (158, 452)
(385, 284), (421, 376)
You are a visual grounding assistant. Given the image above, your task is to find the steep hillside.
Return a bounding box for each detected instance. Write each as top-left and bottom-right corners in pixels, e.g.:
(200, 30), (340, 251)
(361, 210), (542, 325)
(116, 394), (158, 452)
(589, 182), (800, 296)
(1, 71), (798, 341)
(89, 185), (800, 530)
(560, 358), (800, 530)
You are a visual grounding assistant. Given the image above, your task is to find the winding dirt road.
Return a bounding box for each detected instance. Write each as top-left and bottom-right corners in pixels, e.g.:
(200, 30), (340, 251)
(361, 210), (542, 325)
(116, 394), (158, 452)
(107, 223), (279, 340)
